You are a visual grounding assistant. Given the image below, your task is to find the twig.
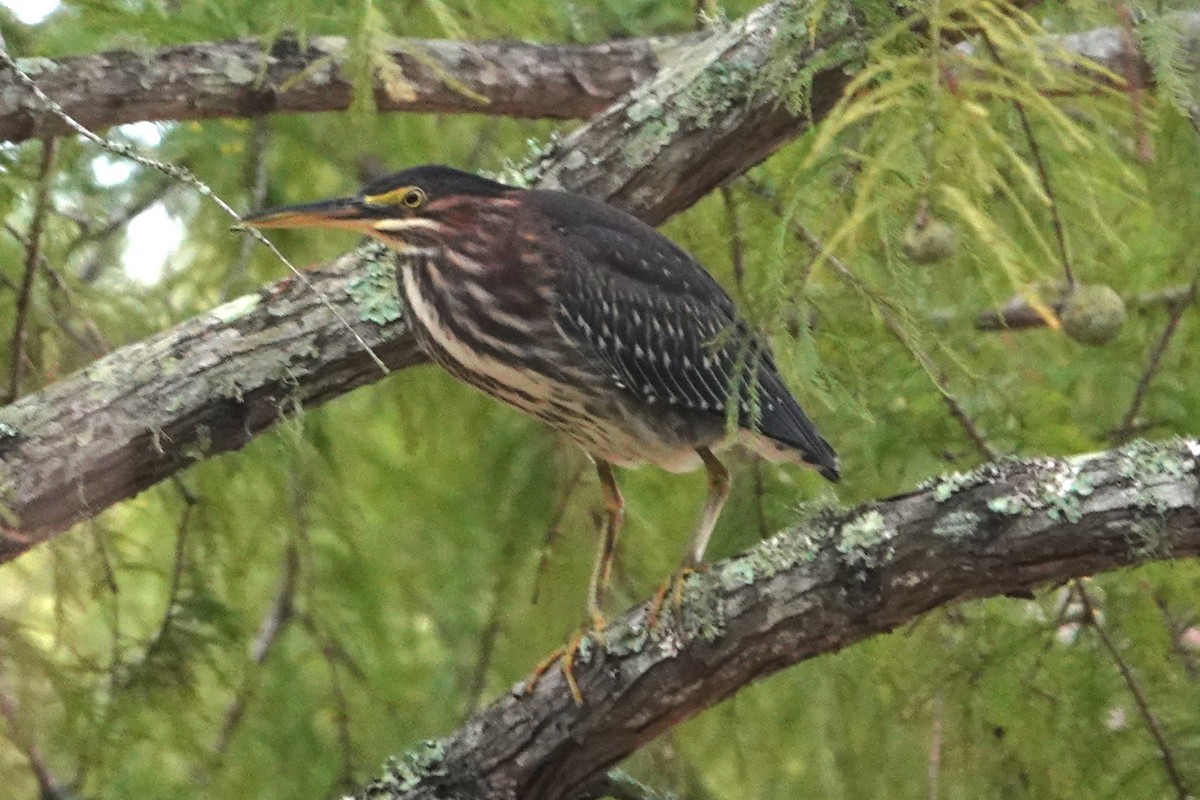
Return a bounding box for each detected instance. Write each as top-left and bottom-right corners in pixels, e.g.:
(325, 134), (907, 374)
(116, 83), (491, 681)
(748, 184), (997, 460)
(1111, 279), (1198, 445)
(928, 693), (943, 800)
(464, 533), (522, 713)
(133, 480), (198, 685)
(980, 34), (1074, 289)
(220, 119), (270, 300)
(3, 221), (111, 356)
(531, 462), (588, 605)
(303, 617), (357, 793)
(719, 185), (747, 298)
(0, 47), (388, 375)
(5, 136), (57, 403)
(62, 175), (174, 262)
(720, 185), (769, 539)
(211, 540), (299, 758)
(1152, 592), (1200, 682)
(0, 672), (70, 800)
(824, 255), (994, 458)
(1075, 581), (1191, 800)
(976, 283), (1196, 332)
(87, 521), (122, 696)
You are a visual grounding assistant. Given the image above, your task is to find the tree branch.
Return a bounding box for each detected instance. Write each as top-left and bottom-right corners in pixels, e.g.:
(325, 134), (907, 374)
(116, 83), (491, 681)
(0, 5), (1178, 559)
(0, 0), (861, 559)
(349, 438), (1200, 800)
(3, 9), (1190, 147)
(0, 34), (678, 143)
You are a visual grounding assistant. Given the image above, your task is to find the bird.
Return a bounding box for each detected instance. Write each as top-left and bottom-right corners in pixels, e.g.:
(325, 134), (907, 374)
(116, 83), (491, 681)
(241, 165), (839, 700)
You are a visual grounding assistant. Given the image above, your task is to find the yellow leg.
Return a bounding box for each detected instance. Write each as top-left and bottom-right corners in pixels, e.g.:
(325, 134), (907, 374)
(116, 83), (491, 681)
(684, 447), (731, 566)
(648, 447), (730, 627)
(525, 458), (624, 706)
(586, 458), (624, 629)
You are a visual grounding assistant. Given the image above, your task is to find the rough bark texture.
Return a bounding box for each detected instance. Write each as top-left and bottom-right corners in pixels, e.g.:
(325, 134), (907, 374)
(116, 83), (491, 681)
(0, 34), (674, 142)
(0, 6), (1183, 557)
(0, 0), (861, 559)
(3, 9), (1191, 146)
(0, 253), (427, 553)
(352, 439), (1200, 800)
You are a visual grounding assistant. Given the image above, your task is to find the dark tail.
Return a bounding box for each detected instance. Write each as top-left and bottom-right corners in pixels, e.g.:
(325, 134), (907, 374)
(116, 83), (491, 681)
(751, 372), (840, 482)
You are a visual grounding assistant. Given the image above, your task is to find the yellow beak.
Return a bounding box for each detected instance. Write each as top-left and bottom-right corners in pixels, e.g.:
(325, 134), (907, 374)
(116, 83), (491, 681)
(239, 196), (380, 233)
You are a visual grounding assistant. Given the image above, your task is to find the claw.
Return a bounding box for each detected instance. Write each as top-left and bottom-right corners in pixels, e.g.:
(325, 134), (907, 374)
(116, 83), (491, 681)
(524, 618), (606, 706)
(646, 564), (709, 629)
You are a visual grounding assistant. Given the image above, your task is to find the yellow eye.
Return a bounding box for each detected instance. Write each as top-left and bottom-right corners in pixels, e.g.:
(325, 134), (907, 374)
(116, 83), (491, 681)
(402, 188), (426, 209)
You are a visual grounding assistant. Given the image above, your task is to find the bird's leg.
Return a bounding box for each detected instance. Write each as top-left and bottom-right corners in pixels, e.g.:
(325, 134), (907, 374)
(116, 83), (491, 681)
(525, 458), (624, 706)
(684, 447), (731, 566)
(648, 447), (730, 628)
(586, 458), (625, 630)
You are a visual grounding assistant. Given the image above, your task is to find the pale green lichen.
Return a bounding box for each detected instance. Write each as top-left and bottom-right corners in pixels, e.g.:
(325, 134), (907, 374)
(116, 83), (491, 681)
(987, 496), (1026, 516)
(603, 617), (650, 657)
(985, 459), (1095, 523)
(221, 57), (257, 87)
(488, 134), (563, 188)
(933, 471), (979, 502)
(14, 57), (56, 76)
(735, 522), (828, 580)
(677, 572), (725, 642)
(933, 509), (983, 540)
(210, 293), (261, 324)
(1116, 439), (1197, 514)
(346, 254), (402, 325)
(620, 54), (755, 168)
(85, 357), (122, 385)
(922, 461), (1014, 503)
(187, 424), (213, 461)
(626, 95), (665, 124)
(0, 402), (30, 449)
(1042, 469), (1094, 523)
(836, 509), (896, 568)
(1126, 518), (1171, 560)
(675, 58), (757, 128)
(762, 0), (866, 118)
(364, 740), (447, 796)
(718, 559), (757, 589)
(1118, 439), (1193, 483)
(623, 117), (680, 167)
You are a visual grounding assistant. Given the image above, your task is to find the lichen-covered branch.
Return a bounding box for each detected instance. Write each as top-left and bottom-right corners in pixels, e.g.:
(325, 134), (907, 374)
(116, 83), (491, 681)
(975, 283), (1197, 331)
(0, 0), (863, 560)
(0, 34), (674, 143)
(355, 439), (1200, 800)
(4, 9), (1190, 147)
(0, 4), (1170, 559)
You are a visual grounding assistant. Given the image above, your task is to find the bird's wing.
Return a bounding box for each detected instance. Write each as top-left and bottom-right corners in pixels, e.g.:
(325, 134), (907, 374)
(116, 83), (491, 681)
(531, 191), (838, 476)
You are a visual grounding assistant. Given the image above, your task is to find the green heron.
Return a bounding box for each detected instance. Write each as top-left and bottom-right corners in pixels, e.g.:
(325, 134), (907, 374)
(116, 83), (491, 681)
(242, 165), (839, 697)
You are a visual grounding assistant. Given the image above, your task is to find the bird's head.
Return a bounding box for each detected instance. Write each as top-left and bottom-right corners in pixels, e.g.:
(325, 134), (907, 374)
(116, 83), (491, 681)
(239, 165), (518, 252)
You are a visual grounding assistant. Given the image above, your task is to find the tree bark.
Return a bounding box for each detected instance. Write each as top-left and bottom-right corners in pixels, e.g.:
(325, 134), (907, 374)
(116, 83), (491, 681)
(0, 6), (1187, 557)
(351, 439), (1200, 800)
(0, 0), (860, 559)
(0, 34), (677, 142)
(3, 10), (1190, 145)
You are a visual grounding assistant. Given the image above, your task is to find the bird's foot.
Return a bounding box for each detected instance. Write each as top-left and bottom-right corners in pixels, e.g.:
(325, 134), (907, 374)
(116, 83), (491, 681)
(525, 612), (607, 706)
(646, 563), (709, 629)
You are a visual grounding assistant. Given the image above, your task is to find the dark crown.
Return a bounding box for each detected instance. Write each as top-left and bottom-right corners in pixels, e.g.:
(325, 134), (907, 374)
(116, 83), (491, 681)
(358, 165), (514, 201)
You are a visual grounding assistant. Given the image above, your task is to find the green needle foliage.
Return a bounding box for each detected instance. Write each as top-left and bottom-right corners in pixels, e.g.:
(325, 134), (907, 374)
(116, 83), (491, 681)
(1, 0), (1200, 798)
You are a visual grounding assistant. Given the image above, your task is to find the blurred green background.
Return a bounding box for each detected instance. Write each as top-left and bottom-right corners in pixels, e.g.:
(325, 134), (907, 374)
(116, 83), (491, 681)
(1, 0), (1199, 797)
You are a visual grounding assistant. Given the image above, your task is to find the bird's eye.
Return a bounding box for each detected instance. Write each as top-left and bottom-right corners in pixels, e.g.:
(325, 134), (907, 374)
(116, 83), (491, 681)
(402, 188), (426, 209)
